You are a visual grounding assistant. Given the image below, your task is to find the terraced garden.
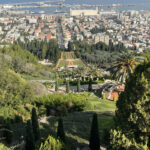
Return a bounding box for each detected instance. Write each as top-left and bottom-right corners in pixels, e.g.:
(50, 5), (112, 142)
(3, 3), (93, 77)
(56, 52), (85, 68)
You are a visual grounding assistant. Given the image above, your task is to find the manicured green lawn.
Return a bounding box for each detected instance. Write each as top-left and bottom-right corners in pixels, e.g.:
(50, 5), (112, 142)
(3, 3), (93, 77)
(73, 60), (85, 67)
(58, 60), (68, 67)
(40, 94), (116, 149)
(57, 59), (85, 68)
(61, 52), (77, 59)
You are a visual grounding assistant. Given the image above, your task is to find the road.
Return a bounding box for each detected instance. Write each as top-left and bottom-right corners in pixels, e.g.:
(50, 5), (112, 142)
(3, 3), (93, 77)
(29, 80), (55, 83)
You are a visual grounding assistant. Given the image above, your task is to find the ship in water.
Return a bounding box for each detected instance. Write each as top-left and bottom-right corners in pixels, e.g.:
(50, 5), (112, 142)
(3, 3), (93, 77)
(39, 11), (45, 14)
(55, 8), (66, 14)
(30, 11), (35, 14)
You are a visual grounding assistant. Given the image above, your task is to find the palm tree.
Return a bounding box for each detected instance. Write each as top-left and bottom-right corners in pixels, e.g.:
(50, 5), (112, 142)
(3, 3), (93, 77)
(110, 53), (138, 83)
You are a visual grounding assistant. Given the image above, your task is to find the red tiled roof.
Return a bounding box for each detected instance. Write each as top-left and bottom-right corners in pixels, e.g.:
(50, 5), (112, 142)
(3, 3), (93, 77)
(110, 91), (119, 101)
(46, 33), (52, 40)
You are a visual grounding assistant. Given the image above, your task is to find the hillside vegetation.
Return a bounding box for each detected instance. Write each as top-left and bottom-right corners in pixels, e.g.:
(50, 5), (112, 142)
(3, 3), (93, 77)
(0, 68), (34, 121)
(0, 44), (55, 79)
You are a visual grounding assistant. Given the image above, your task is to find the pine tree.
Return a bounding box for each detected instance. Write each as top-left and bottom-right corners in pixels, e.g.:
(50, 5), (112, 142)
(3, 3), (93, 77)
(88, 78), (92, 92)
(89, 113), (100, 150)
(26, 120), (35, 150)
(55, 80), (59, 92)
(77, 78), (81, 92)
(110, 58), (150, 149)
(31, 108), (40, 142)
(57, 118), (65, 143)
(66, 80), (70, 93)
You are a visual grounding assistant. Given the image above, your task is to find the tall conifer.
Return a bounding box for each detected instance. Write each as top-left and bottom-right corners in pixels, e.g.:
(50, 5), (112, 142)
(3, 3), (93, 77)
(55, 80), (59, 92)
(26, 120), (35, 150)
(88, 78), (92, 92)
(66, 80), (70, 93)
(89, 113), (100, 150)
(57, 118), (65, 143)
(4, 123), (13, 144)
(31, 108), (40, 142)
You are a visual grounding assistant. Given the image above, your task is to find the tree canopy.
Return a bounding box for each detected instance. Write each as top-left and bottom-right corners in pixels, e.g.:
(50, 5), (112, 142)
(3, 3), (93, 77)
(17, 39), (60, 62)
(71, 40), (127, 68)
(110, 52), (138, 83)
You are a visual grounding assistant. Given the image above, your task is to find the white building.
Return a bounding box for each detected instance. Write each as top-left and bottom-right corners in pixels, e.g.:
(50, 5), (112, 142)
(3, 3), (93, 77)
(28, 18), (37, 24)
(70, 7), (98, 16)
(93, 33), (110, 45)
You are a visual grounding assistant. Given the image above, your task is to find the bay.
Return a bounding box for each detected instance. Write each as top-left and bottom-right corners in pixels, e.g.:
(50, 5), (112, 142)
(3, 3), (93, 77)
(0, 0), (150, 13)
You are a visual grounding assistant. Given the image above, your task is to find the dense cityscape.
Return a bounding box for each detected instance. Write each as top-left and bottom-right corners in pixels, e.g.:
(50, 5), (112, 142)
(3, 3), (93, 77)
(1, 9), (150, 51)
(0, 0), (150, 150)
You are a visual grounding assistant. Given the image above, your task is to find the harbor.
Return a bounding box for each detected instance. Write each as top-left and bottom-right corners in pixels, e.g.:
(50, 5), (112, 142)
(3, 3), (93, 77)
(1, 0), (150, 15)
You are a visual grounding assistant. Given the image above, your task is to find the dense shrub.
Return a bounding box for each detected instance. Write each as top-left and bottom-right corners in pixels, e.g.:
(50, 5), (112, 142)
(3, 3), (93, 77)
(34, 93), (90, 116)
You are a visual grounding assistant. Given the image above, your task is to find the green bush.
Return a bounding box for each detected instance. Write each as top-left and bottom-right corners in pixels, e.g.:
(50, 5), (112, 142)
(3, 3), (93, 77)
(84, 102), (94, 110)
(39, 136), (68, 150)
(34, 93), (89, 116)
(0, 143), (10, 150)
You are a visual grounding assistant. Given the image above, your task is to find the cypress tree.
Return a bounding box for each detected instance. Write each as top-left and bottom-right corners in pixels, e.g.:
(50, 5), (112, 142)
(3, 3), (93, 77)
(66, 80), (70, 93)
(26, 120), (35, 150)
(42, 43), (47, 59)
(77, 78), (81, 92)
(88, 78), (92, 92)
(4, 123), (13, 144)
(103, 129), (110, 148)
(68, 41), (74, 51)
(57, 118), (65, 143)
(31, 108), (40, 142)
(55, 79), (59, 92)
(89, 113), (100, 150)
